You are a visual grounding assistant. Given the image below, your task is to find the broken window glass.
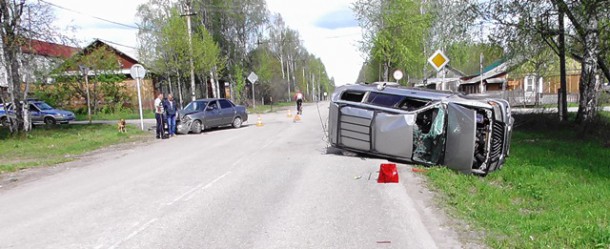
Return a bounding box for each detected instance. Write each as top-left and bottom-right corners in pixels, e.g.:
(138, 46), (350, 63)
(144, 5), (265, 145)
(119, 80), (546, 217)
(412, 107), (446, 164)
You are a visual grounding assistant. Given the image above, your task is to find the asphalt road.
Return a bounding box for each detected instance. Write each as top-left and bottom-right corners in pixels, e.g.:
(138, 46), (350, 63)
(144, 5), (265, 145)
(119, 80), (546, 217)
(0, 102), (473, 249)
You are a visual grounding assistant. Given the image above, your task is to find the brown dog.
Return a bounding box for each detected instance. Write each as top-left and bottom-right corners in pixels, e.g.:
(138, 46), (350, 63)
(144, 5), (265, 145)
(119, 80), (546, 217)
(118, 119), (126, 133)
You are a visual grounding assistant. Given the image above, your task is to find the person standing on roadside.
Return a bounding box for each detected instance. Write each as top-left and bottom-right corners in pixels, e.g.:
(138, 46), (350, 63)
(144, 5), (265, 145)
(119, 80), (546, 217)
(154, 93), (165, 139)
(164, 94), (179, 137)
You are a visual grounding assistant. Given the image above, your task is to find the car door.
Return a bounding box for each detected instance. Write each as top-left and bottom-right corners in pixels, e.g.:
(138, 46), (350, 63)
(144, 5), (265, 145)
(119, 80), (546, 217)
(218, 99), (235, 125)
(29, 104), (43, 122)
(444, 103), (477, 174)
(205, 100), (222, 127)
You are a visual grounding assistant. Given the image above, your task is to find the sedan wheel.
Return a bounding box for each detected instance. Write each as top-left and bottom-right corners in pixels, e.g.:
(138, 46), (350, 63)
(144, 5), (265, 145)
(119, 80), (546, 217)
(0, 117), (8, 127)
(191, 120), (203, 134)
(232, 117), (242, 128)
(44, 117), (56, 125)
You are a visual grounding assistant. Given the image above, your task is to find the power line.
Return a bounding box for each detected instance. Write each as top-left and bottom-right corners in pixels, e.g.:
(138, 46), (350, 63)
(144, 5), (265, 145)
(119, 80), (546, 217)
(96, 38), (137, 50)
(40, 0), (139, 29)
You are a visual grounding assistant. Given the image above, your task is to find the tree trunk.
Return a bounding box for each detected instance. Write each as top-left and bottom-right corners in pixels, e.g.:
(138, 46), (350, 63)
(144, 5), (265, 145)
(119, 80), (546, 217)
(176, 71), (183, 107)
(576, 18), (599, 124)
(92, 79), (99, 113)
(210, 71), (217, 98)
(383, 60), (389, 82)
(4, 41), (25, 133)
(558, 8), (568, 122)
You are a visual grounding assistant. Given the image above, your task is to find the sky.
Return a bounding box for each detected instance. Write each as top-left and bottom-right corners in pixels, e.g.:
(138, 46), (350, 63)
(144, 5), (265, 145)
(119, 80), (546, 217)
(45, 0), (364, 86)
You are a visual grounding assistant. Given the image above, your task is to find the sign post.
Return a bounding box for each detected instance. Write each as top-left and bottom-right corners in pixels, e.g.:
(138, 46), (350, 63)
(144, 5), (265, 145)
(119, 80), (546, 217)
(428, 50), (450, 90)
(247, 72), (259, 108)
(130, 64), (147, 130)
(393, 69), (403, 83)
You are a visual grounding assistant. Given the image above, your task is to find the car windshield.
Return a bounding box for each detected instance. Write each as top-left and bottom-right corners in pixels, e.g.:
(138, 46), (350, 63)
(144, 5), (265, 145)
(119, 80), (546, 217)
(34, 102), (54, 110)
(183, 101), (207, 112)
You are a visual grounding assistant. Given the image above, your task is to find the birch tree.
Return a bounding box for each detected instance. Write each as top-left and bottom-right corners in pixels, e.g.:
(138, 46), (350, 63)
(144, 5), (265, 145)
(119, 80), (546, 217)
(1, 0), (67, 134)
(481, 0), (610, 124)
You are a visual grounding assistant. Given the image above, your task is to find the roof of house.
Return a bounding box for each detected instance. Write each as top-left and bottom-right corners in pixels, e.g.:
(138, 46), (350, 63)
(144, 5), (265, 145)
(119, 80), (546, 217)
(20, 39), (79, 59)
(81, 39), (139, 69)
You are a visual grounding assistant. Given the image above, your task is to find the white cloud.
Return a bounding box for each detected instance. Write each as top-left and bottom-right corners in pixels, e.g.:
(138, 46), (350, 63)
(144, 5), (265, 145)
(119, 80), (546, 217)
(267, 0), (364, 85)
(45, 0), (145, 57)
(47, 0), (365, 85)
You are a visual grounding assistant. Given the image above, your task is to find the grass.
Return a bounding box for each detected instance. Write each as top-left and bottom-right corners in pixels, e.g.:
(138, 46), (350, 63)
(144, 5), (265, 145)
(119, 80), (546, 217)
(0, 124), (149, 174)
(75, 109), (155, 121)
(539, 102), (580, 109)
(425, 113), (610, 248)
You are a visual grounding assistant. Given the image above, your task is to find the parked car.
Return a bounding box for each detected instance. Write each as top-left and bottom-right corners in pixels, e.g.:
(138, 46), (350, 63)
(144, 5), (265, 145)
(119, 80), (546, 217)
(328, 82), (514, 175)
(176, 98), (248, 134)
(0, 100), (76, 126)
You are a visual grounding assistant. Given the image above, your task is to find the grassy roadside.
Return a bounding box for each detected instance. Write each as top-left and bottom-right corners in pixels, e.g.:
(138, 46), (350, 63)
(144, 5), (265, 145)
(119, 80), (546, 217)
(74, 103), (298, 119)
(426, 114), (610, 248)
(75, 109), (155, 121)
(0, 124), (149, 174)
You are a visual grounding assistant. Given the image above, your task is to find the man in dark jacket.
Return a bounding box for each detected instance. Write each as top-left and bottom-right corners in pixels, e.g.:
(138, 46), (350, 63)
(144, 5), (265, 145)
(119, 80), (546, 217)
(163, 94), (179, 137)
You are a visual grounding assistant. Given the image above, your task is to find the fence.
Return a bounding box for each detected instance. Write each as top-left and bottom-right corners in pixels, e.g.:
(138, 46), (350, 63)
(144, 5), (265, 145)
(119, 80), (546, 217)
(468, 90), (579, 106)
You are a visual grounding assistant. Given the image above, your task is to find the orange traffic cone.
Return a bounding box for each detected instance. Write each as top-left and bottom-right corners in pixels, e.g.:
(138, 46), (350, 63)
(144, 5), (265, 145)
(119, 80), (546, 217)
(378, 163), (399, 183)
(293, 114), (301, 122)
(287, 109), (292, 118)
(256, 115), (264, 127)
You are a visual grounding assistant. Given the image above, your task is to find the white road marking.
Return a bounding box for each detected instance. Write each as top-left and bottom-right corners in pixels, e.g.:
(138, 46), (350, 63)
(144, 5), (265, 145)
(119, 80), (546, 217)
(108, 218), (158, 249)
(231, 158), (243, 166)
(165, 182), (206, 206)
(261, 140), (274, 149)
(185, 171), (231, 201)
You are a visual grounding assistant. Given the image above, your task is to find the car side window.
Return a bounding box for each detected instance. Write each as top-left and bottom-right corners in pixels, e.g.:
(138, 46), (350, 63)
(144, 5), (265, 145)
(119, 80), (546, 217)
(365, 92), (404, 108)
(196, 102), (206, 111)
(208, 101), (218, 110)
(219, 99), (233, 109)
(340, 91), (365, 102)
(29, 104), (39, 112)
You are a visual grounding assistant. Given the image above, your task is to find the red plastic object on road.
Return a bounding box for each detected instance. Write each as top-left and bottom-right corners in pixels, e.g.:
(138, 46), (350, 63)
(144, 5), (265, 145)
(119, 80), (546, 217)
(411, 167), (428, 173)
(377, 163), (399, 183)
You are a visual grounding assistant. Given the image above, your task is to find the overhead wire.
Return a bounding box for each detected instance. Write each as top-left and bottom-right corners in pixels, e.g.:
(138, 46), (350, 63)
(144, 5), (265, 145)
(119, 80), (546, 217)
(39, 0), (139, 29)
(96, 38), (137, 50)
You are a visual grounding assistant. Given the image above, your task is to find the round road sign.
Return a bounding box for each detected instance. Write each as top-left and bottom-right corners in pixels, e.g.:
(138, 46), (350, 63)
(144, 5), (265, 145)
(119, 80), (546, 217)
(130, 64), (147, 79)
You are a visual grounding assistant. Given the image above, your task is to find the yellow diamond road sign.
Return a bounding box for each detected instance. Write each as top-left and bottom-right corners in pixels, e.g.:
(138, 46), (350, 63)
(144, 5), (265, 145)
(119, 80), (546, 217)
(428, 50), (449, 71)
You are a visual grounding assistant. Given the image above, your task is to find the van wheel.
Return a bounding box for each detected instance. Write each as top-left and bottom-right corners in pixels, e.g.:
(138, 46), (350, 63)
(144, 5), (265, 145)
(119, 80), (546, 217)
(44, 117), (56, 125)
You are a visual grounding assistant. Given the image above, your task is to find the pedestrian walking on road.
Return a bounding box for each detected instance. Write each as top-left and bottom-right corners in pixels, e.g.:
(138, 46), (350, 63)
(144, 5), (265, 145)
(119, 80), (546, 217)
(164, 94), (179, 137)
(294, 90), (303, 115)
(154, 93), (165, 139)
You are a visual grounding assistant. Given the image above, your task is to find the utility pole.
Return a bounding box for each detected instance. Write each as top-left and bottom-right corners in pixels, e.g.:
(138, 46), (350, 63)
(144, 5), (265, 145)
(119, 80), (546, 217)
(479, 22), (485, 94)
(286, 56), (291, 101)
(421, 0), (427, 85)
(181, 0), (196, 101)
